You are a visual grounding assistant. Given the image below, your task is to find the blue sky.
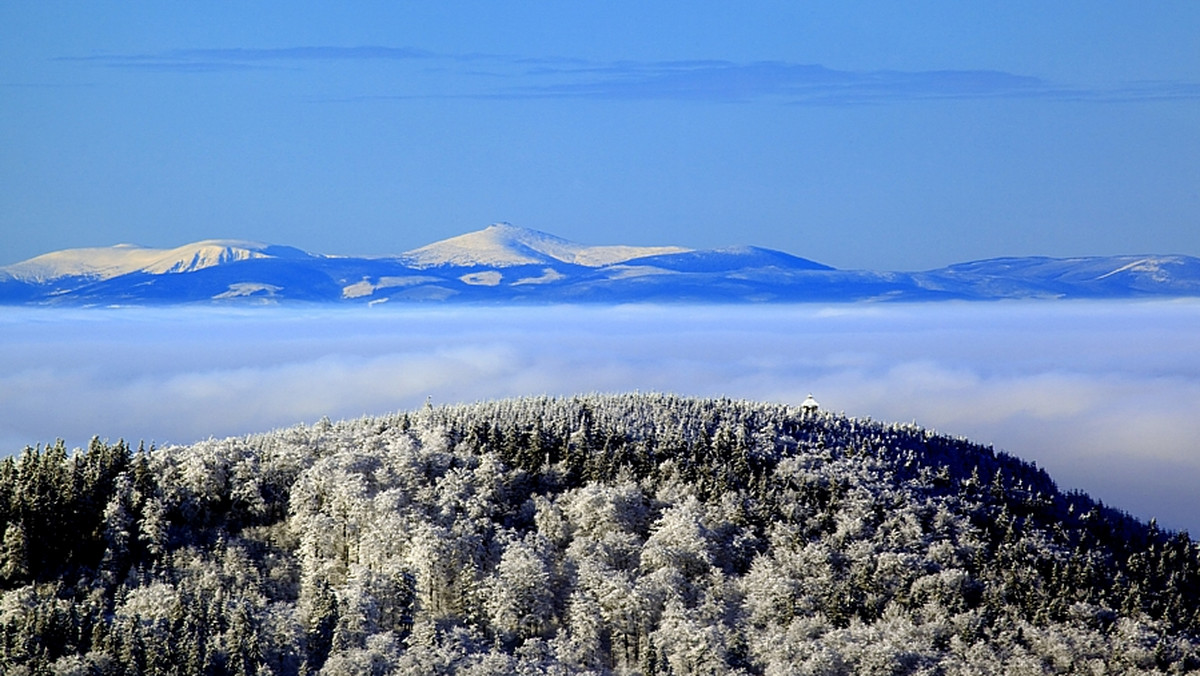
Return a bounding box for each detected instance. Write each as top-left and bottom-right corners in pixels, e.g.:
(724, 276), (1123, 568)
(2, 2), (1199, 269)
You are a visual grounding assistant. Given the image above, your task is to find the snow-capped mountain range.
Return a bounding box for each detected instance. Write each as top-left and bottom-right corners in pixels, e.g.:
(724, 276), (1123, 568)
(3, 223), (1199, 305)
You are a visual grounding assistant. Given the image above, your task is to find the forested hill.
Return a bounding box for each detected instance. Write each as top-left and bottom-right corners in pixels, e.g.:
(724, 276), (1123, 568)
(1, 394), (1198, 674)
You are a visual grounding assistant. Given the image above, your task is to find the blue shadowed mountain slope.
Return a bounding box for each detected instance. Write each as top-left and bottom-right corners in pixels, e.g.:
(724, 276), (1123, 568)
(3, 225), (1199, 305)
(616, 246), (834, 273)
(915, 255), (1200, 299)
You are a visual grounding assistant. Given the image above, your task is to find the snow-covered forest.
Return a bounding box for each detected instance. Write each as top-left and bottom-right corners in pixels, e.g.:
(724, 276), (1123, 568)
(1, 393), (1197, 674)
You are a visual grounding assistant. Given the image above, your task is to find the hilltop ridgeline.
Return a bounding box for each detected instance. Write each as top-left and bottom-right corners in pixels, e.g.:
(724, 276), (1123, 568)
(0, 393), (1197, 674)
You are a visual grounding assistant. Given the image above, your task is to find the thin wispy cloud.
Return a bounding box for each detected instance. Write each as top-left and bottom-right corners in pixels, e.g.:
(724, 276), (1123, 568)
(1075, 79), (1200, 103)
(58, 45), (437, 73)
(513, 61), (1058, 103)
(177, 46), (436, 61)
(59, 46), (1200, 104)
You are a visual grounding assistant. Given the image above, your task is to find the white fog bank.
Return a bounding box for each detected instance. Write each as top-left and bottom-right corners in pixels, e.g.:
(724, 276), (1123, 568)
(1, 301), (1198, 533)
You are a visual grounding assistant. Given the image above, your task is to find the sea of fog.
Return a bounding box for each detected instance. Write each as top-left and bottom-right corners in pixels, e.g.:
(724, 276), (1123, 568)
(2, 301), (1198, 533)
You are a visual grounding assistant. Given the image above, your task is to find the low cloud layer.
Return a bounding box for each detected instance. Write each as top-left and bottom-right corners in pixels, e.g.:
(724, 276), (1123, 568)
(2, 302), (1198, 532)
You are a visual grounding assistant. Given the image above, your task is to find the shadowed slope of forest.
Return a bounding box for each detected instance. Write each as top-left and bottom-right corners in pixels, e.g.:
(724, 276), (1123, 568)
(1, 394), (1197, 674)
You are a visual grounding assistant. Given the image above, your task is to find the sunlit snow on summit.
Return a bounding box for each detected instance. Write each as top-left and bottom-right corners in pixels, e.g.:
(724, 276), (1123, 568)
(400, 222), (690, 268)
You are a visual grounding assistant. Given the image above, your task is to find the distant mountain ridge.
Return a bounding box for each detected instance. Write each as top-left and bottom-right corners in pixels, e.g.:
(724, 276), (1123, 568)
(4, 223), (1199, 305)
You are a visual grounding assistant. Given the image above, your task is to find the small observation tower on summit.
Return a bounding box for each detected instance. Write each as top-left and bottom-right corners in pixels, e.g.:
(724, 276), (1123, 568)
(800, 394), (820, 416)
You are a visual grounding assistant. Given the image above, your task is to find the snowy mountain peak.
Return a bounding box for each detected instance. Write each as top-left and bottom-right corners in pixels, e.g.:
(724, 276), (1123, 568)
(2, 240), (311, 283)
(400, 222), (691, 268)
(140, 240), (282, 275)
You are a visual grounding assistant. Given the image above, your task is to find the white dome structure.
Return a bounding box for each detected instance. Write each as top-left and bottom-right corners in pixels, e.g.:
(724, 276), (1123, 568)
(800, 394), (820, 414)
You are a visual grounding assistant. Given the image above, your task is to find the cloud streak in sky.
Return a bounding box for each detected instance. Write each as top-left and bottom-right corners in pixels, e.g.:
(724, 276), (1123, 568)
(60, 47), (1200, 104)
(2, 302), (1199, 533)
(510, 61), (1049, 103)
(59, 46), (437, 72)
